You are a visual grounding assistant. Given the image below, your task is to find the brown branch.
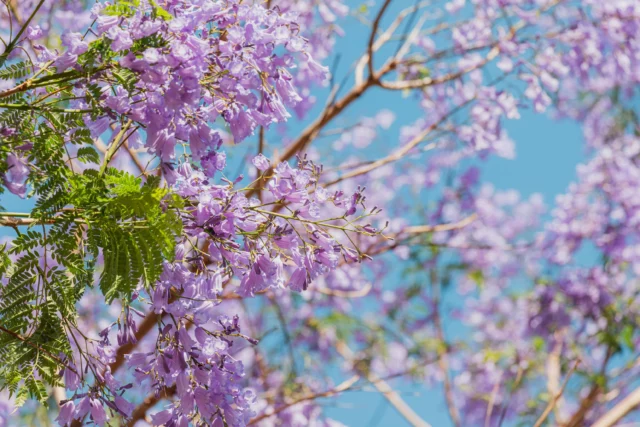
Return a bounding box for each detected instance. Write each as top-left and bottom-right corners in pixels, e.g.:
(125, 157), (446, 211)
(126, 385), (176, 427)
(246, 59), (398, 199)
(355, 1), (433, 86)
(430, 267), (461, 427)
(0, 325), (68, 366)
(565, 385), (602, 427)
(258, 126), (265, 156)
(376, 4), (549, 92)
(124, 141), (148, 177)
(325, 99), (470, 186)
(367, 0), (393, 81)
(315, 282), (372, 298)
(248, 375), (360, 425)
(110, 312), (160, 373)
(248, 77), (376, 197)
(0, 60), (56, 99)
(378, 45), (500, 90)
(564, 348), (613, 427)
(533, 359), (580, 427)
(285, 79), (378, 154)
(0, 216), (53, 226)
(336, 340), (433, 427)
(401, 214), (478, 235)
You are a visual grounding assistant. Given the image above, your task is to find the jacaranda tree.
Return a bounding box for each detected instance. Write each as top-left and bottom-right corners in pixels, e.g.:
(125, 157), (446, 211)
(1, 0), (640, 426)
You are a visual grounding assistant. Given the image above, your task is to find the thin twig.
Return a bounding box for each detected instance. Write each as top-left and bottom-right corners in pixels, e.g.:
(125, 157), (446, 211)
(0, 325), (68, 366)
(546, 332), (566, 424)
(100, 119), (134, 175)
(564, 347), (613, 427)
(336, 340), (433, 427)
(532, 359), (580, 427)
(325, 100), (471, 186)
(485, 372), (504, 427)
(367, 0), (393, 81)
(248, 376), (360, 425)
(315, 283), (372, 298)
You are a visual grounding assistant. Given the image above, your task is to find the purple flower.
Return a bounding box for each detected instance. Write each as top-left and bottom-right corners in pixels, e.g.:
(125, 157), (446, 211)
(89, 398), (107, 426)
(56, 401), (75, 426)
(26, 25), (42, 40)
(2, 153), (29, 198)
(252, 153), (270, 171)
(63, 363), (80, 390)
(106, 27), (133, 52)
(60, 32), (88, 55)
(288, 268), (308, 292)
(114, 396), (134, 418)
(74, 397), (91, 420)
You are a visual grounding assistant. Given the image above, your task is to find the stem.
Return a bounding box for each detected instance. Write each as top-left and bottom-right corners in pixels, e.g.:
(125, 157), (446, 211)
(0, 325), (69, 367)
(0, 0), (46, 67)
(532, 359), (580, 427)
(336, 340), (433, 427)
(430, 262), (461, 427)
(367, 0), (393, 81)
(0, 103), (93, 113)
(248, 375), (360, 425)
(0, 212), (31, 217)
(249, 207), (372, 234)
(8, 0), (45, 46)
(100, 120), (134, 175)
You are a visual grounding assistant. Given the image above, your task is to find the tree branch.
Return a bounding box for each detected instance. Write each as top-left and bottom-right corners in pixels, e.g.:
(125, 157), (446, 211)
(336, 340), (433, 427)
(126, 385), (176, 427)
(367, 0), (393, 81)
(430, 266), (461, 427)
(591, 387), (640, 427)
(533, 359), (580, 427)
(248, 375), (360, 425)
(0, 325), (69, 367)
(100, 119), (134, 175)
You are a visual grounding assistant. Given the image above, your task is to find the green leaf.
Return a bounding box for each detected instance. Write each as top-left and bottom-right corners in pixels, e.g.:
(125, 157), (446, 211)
(76, 146), (100, 164)
(0, 62), (33, 80)
(469, 270), (484, 286)
(621, 324), (635, 350)
(532, 336), (545, 352)
(150, 0), (173, 20)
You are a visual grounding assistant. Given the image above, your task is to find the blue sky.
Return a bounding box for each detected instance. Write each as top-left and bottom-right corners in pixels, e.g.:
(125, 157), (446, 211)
(295, 2), (585, 426)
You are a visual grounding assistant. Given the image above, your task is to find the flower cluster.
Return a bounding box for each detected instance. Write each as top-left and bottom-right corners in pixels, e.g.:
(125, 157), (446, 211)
(174, 155), (376, 297)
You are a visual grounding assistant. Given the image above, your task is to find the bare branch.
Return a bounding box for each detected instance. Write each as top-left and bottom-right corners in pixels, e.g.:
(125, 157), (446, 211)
(0, 325), (69, 367)
(533, 359), (580, 427)
(315, 282), (372, 298)
(355, 1), (435, 86)
(367, 0), (393, 81)
(248, 375), (360, 425)
(379, 45), (500, 90)
(325, 101), (468, 186)
(126, 385), (176, 427)
(546, 333), (567, 424)
(430, 266), (461, 427)
(336, 340), (433, 427)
